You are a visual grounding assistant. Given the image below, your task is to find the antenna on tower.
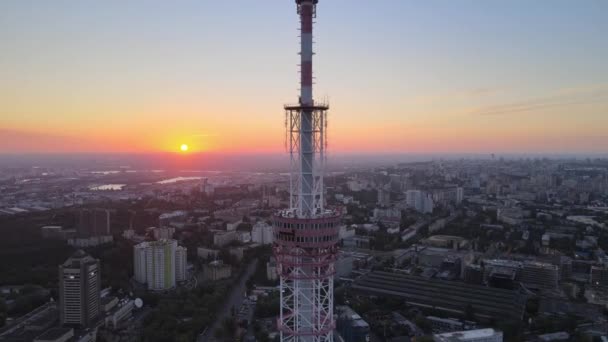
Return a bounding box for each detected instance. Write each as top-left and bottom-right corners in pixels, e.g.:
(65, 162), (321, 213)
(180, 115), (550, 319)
(274, 1), (339, 341)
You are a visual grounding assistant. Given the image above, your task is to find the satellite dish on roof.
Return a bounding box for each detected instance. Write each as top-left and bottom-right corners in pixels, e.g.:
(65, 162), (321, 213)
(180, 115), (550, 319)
(135, 298), (143, 308)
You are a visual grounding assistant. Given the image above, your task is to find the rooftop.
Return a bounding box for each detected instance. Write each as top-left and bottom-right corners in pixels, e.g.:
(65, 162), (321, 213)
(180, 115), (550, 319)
(434, 328), (501, 341)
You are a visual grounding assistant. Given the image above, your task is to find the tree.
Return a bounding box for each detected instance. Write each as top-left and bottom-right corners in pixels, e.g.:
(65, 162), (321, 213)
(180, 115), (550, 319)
(414, 315), (432, 334)
(0, 298), (6, 327)
(246, 277), (254, 295)
(417, 337), (435, 342)
(465, 303), (475, 321)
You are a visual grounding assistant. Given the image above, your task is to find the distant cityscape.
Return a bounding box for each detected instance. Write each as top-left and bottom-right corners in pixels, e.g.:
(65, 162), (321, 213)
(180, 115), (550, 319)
(1, 156), (607, 341)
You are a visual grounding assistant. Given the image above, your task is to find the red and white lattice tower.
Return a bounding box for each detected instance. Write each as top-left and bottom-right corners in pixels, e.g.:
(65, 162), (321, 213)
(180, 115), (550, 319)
(273, 1), (340, 341)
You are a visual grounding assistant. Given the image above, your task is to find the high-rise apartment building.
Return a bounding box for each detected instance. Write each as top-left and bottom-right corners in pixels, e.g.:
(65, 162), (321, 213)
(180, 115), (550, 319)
(133, 239), (187, 291)
(175, 245), (187, 282)
(377, 187), (391, 207)
(456, 187), (465, 204)
(406, 190), (434, 214)
(58, 250), (100, 327)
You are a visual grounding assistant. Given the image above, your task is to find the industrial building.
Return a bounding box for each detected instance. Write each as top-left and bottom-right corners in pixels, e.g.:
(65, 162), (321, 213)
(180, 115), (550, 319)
(352, 271), (526, 322)
(520, 261), (559, 290)
(433, 328), (503, 342)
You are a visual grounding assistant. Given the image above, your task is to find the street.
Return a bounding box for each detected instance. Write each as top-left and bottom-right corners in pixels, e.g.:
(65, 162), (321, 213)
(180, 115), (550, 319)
(198, 258), (258, 342)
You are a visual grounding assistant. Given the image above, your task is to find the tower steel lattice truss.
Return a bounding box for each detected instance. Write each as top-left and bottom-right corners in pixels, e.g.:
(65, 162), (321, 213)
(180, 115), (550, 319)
(274, 1), (340, 341)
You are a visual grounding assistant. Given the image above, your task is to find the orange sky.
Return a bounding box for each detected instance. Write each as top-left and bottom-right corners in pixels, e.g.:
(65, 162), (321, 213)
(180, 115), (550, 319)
(1, 1), (607, 154)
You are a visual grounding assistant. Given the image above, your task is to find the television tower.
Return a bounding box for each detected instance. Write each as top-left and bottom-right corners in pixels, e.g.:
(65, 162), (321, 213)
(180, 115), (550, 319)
(273, 1), (340, 342)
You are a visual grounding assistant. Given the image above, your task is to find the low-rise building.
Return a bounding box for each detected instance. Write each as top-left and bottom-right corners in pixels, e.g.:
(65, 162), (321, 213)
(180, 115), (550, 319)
(252, 221), (274, 245)
(427, 316), (476, 334)
(520, 261), (559, 290)
(335, 253), (355, 278)
(266, 258), (278, 281)
(335, 306), (370, 342)
(213, 231), (237, 247)
(203, 260), (232, 281)
(537, 332), (569, 341)
(197, 247), (220, 260)
(150, 226), (175, 240)
(67, 235), (113, 248)
(590, 265), (608, 287)
(433, 328), (503, 342)
(104, 299), (134, 329)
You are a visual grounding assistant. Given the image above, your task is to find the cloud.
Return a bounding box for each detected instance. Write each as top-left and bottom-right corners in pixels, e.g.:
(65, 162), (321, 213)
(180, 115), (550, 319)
(471, 84), (608, 116)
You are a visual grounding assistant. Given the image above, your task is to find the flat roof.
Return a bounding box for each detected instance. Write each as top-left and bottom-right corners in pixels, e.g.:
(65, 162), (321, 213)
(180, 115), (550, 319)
(352, 271), (526, 321)
(435, 328), (500, 340)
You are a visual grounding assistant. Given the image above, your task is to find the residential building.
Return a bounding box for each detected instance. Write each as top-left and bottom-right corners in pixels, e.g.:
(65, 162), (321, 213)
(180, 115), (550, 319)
(406, 190), (434, 214)
(252, 221), (274, 245)
(213, 231), (237, 247)
(151, 226), (175, 240)
(203, 260), (232, 281)
(197, 247), (220, 260)
(134, 239), (186, 290)
(377, 187), (390, 206)
(175, 246), (187, 282)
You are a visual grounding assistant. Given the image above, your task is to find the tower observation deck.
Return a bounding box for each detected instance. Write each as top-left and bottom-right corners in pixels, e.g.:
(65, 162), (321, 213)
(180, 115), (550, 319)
(273, 1), (340, 341)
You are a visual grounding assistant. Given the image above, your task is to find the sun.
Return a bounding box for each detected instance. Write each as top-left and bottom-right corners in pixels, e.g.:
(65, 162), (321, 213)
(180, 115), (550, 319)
(180, 144), (189, 152)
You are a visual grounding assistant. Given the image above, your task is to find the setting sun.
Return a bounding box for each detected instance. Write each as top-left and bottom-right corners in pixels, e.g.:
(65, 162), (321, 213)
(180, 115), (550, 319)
(180, 144), (189, 152)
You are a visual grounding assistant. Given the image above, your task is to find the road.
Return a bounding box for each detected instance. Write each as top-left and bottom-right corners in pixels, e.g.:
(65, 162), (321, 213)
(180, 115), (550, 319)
(198, 258), (258, 342)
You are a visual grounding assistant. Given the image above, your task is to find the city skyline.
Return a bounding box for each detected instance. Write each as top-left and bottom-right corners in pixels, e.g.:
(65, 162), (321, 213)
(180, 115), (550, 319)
(1, 0), (607, 154)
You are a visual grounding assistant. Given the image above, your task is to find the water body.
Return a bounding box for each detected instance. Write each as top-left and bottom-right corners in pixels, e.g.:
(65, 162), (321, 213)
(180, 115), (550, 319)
(156, 177), (203, 184)
(90, 184), (126, 191)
